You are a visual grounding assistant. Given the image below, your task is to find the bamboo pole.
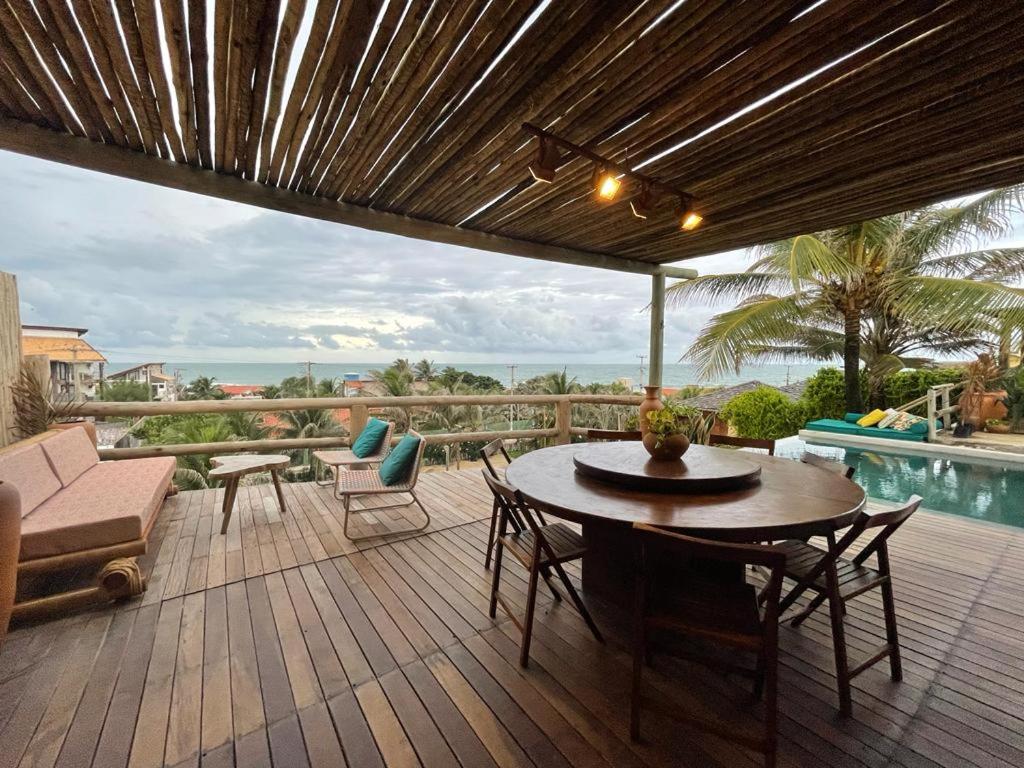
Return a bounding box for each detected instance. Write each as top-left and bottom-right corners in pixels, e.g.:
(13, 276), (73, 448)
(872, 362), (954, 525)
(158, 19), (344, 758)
(0, 273), (21, 447)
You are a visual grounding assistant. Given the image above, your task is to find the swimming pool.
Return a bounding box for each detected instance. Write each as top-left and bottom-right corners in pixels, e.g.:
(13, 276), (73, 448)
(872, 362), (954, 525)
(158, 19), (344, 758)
(775, 437), (1024, 529)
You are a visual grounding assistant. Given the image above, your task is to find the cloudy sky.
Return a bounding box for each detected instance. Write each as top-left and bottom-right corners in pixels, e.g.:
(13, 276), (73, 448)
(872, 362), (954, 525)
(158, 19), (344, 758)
(1, 149), (750, 365)
(4, 150), (1021, 367)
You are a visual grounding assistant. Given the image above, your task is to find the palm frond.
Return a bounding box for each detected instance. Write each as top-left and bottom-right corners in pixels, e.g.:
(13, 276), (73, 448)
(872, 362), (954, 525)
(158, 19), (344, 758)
(665, 272), (792, 307)
(893, 276), (1024, 333)
(920, 248), (1024, 281)
(906, 186), (1024, 257)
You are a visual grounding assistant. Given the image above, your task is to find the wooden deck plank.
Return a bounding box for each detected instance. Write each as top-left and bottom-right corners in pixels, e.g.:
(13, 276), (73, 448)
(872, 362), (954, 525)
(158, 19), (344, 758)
(1, 474), (1022, 768)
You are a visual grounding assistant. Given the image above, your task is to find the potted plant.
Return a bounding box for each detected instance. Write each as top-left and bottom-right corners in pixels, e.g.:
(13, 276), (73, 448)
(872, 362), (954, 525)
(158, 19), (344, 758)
(642, 403), (712, 461)
(999, 366), (1024, 433)
(958, 354), (1005, 428)
(985, 418), (1011, 434)
(10, 367), (90, 442)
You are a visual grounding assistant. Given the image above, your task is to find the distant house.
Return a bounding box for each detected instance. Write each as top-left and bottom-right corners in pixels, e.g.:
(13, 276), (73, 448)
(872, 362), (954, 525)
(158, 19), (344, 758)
(680, 379), (806, 435)
(220, 384), (265, 399)
(21, 324), (106, 401)
(106, 362), (178, 401)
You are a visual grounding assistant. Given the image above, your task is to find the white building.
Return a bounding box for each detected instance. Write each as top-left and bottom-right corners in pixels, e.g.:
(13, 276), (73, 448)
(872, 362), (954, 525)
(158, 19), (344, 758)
(105, 362), (178, 401)
(21, 325), (106, 401)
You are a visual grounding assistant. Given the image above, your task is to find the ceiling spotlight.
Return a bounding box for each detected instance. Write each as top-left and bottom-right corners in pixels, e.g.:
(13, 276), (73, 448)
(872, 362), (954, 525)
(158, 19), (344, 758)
(593, 165), (621, 202)
(630, 182), (661, 219)
(677, 194), (703, 231)
(529, 136), (560, 183)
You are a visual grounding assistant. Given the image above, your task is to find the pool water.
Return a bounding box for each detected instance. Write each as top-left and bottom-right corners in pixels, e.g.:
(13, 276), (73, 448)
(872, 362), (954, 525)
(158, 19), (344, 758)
(775, 437), (1024, 529)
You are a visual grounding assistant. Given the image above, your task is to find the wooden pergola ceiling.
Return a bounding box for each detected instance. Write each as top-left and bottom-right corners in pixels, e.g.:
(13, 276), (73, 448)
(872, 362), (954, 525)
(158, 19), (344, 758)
(1, 0), (1022, 271)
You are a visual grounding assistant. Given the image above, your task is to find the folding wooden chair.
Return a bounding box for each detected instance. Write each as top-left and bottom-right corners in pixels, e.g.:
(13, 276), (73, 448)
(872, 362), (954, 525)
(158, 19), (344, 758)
(776, 495), (922, 715)
(585, 428), (642, 441)
(337, 431), (430, 542)
(710, 434), (776, 455)
(483, 471), (603, 666)
(801, 451), (855, 479)
(480, 438), (546, 569)
(631, 523), (786, 768)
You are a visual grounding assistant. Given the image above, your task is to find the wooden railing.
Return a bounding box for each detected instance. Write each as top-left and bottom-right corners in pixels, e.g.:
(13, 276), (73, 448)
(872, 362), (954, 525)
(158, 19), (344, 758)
(75, 393), (641, 460)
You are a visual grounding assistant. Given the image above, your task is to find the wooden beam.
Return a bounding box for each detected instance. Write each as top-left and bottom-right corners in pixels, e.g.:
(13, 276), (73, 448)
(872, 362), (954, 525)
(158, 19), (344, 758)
(0, 120), (701, 279)
(0, 273), (20, 447)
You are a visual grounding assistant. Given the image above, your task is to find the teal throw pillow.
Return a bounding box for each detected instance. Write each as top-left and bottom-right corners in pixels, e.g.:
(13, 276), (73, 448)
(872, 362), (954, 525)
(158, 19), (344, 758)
(378, 434), (421, 486)
(352, 418), (388, 458)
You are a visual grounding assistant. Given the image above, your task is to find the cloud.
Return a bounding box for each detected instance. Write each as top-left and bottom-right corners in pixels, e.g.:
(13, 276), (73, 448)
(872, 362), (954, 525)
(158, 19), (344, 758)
(1, 149), (760, 363)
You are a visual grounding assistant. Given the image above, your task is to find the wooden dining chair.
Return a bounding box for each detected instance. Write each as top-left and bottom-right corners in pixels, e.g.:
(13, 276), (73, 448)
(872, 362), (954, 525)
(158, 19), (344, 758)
(710, 434), (776, 455)
(631, 523), (785, 768)
(480, 439), (547, 569)
(483, 471), (603, 666)
(776, 495), (922, 715)
(801, 451), (855, 479)
(585, 428), (642, 441)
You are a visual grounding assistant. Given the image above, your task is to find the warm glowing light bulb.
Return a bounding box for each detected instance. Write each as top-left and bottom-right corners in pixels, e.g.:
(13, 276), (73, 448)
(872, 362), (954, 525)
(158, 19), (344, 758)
(681, 211), (703, 231)
(596, 173), (621, 201)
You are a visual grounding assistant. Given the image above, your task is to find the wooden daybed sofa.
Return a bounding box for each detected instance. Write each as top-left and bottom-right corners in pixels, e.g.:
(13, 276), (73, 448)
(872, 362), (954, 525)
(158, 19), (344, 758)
(0, 426), (175, 625)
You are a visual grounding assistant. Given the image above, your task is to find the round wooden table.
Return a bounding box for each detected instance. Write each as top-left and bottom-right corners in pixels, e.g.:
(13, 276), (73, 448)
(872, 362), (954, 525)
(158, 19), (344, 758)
(506, 443), (865, 605)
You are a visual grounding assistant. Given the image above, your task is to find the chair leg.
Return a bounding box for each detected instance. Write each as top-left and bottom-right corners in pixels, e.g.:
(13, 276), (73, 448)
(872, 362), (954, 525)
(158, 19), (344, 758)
(520, 559), (541, 667)
(753, 649), (766, 701)
(484, 500), (499, 569)
(764, 651), (778, 768)
(824, 564), (852, 716)
(631, 617), (644, 742)
(489, 535), (505, 620)
(550, 560), (603, 643)
(880, 577), (903, 681)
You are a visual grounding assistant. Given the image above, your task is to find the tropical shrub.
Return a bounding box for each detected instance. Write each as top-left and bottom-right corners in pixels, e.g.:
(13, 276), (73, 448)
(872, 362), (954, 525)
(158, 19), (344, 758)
(645, 403), (713, 447)
(720, 387), (807, 440)
(99, 379), (151, 402)
(1000, 367), (1024, 431)
(799, 368), (847, 420)
(880, 368), (964, 412)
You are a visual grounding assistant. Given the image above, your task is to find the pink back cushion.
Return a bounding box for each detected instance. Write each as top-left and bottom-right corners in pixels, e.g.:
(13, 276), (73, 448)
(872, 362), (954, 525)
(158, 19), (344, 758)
(40, 427), (98, 487)
(0, 443), (62, 516)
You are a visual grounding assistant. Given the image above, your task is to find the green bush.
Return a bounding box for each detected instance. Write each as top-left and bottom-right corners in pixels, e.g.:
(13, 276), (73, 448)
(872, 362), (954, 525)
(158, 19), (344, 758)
(720, 387), (807, 440)
(881, 368), (963, 412)
(99, 379), (151, 402)
(799, 368), (847, 420)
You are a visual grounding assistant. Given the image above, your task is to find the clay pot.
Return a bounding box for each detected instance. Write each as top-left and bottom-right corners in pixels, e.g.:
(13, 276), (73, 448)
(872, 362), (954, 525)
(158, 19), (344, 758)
(638, 386), (664, 437)
(0, 482), (20, 646)
(642, 432), (690, 461)
(959, 390), (1008, 427)
(986, 421), (1011, 434)
(48, 420), (97, 447)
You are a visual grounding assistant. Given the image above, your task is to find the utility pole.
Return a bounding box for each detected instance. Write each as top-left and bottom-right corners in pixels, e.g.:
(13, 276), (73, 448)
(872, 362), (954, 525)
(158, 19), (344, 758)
(637, 354), (647, 390)
(173, 368), (183, 401)
(303, 361), (314, 395)
(506, 363), (518, 431)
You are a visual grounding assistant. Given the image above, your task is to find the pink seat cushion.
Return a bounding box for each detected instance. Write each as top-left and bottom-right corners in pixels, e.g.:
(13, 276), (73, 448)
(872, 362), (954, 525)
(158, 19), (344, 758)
(40, 427), (99, 487)
(20, 457), (175, 561)
(0, 443), (61, 517)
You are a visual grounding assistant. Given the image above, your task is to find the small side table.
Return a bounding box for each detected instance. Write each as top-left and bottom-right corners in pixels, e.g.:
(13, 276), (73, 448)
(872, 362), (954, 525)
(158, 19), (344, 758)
(209, 454), (290, 534)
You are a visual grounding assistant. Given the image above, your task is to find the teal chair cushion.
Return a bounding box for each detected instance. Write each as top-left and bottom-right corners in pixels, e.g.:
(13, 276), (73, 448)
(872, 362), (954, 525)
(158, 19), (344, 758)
(378, 434), (421, 486)
(352, 418), (388, 458)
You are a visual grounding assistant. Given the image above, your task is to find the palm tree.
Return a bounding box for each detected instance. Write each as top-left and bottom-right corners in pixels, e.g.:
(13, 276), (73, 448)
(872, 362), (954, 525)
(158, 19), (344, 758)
(420, 378), (483, 468)
(220, 411), (272, 441)
(392, 358), (413, 378)
(277, 409), (346, 480)
(160, 416), (235, 487)
(414, 359), (437, 382)
(316, 377), (343, 397)
(669, 187), (1024, 411)
(541, 368), (580, 395)
(185, 376), (226, 400)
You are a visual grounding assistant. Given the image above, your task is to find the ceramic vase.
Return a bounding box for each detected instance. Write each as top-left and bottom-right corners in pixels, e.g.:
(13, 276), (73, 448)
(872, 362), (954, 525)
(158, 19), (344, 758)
(638, 386), (663, 436)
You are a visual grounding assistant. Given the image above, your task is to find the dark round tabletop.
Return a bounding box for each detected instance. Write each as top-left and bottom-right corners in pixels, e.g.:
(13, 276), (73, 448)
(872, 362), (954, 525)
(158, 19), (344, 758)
(506, 443), (865, 542)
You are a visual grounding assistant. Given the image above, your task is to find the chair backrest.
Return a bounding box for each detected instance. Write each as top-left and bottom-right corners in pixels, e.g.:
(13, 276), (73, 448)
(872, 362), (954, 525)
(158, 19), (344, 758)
(480, 438), (511, 478)
(396, 430), (427, 487)
(801, 451), (855, 479)
(481, 470), (530, 533)
(844, 495), (922, 567)
(632, 523), (787, 626)
(709, 434), (776, 455)
(586, 428), (642, 442)
(379, 421), (396, 457)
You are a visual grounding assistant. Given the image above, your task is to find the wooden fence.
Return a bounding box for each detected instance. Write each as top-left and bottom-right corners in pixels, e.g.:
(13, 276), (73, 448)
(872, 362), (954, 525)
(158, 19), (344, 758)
(75, 393), (641, 460)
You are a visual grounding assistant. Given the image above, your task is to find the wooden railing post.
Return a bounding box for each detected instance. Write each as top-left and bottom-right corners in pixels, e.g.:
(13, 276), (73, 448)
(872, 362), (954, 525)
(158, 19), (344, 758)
(0, 273), (21, 448)
(350, 404), (368, 440)
(555, 397), (572, 445)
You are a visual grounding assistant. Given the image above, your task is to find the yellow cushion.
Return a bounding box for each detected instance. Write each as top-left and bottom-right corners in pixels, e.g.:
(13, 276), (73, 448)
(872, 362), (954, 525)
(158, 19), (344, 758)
(856, 409), (887, 427)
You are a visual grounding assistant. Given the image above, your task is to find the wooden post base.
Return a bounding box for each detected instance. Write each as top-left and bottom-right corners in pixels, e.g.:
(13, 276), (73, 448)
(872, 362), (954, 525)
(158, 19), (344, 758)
(11, 557), (146, 623)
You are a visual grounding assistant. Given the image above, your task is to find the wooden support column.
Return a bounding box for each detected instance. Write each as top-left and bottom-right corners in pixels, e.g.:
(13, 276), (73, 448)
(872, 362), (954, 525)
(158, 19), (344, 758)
(350, 404), (368, 441)
(648, 273), (665, 388)
(555, 398), (572, 445)
(0, 273), (21, 447)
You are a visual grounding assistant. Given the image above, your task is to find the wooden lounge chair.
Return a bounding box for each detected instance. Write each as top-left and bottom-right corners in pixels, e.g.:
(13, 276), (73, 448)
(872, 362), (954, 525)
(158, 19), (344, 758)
(484, 471), (603, 666)
(631, 523), (786, 768)
(710, 433), (776, 455)
(801, 450), (855, 479)
(314, 419), (395, 496)
(585, 428), (642, 441)
(776, 495), (923, 715)
(337, 430), (429, 542)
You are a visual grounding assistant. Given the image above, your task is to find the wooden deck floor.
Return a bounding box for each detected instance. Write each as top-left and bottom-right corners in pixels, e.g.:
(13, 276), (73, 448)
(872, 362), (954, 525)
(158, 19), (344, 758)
(1, 470), (1022, 768)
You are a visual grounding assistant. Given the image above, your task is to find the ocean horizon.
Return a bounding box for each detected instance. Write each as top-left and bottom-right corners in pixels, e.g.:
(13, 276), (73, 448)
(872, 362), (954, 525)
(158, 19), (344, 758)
(105, 361), (826, 389)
